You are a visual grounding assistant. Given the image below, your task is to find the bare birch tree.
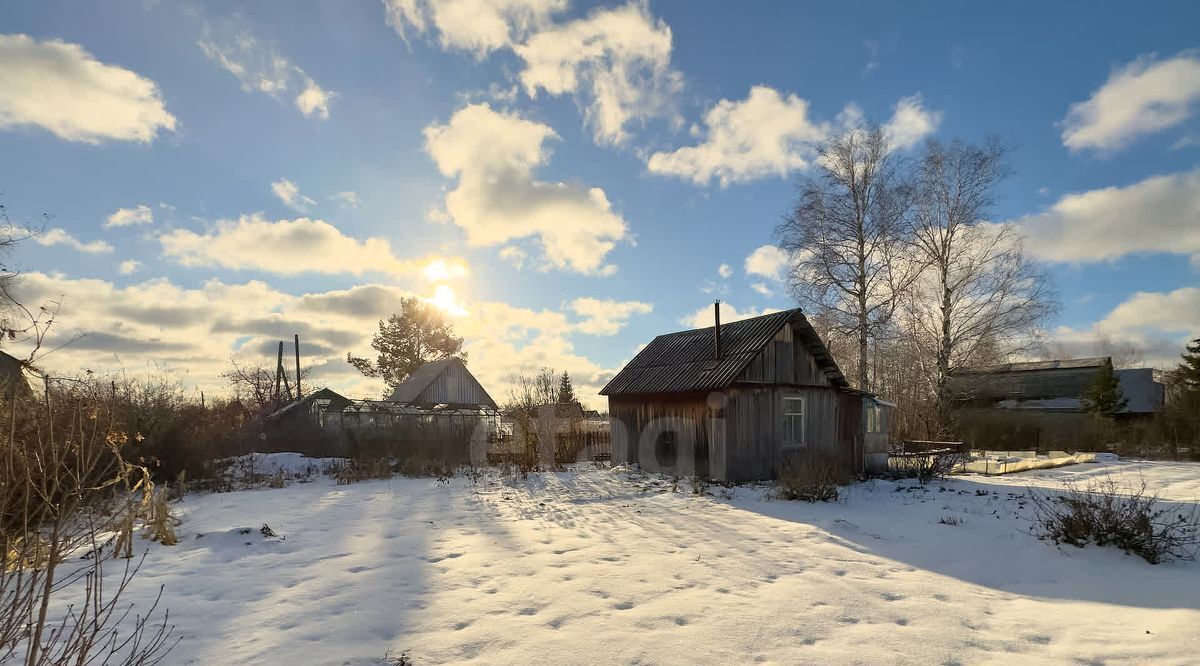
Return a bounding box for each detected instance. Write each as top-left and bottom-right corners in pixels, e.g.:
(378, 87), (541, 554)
(777, 126), (916, 391)
(905, 138), (1056, 434)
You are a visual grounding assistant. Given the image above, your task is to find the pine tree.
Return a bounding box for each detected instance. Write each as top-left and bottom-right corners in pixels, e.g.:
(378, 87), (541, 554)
(1081, 361), (1128, 417)
(1178, 337), (1200, 393)
(346, 296), (465, 392)
(557, 371), (576, 404)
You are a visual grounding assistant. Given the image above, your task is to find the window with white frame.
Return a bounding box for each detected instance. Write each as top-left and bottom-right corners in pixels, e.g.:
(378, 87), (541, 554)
(865, 403), (881, 433)
(782, 396), (805, 446)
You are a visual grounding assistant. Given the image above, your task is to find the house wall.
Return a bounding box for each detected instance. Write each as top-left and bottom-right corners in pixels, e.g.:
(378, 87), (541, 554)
(862, 399), (890, 474)
(723, 386), (845, 481)
(609, 385), (850, 483)
(415, 361), (496, 408)
(609, 393), (721, 478)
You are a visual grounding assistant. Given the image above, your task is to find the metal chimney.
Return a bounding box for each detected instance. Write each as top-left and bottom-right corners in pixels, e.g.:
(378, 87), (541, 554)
(713, 300), (722, 359)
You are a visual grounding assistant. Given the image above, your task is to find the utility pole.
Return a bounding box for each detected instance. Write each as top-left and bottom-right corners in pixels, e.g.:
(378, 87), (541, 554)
(275, 341), (284, 403)
(294, 334), (302, 400)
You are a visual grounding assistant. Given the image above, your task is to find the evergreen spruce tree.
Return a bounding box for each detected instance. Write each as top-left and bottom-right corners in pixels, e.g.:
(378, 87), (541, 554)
(1081, 361), (1128, 417)
(1178, 337), (1200, 393)
(558, 371), (576, 404)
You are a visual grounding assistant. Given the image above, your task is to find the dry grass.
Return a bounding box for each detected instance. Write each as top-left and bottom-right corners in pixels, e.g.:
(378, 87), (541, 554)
(776, 453), (849, 502)
(1028, 476), (1200, 564)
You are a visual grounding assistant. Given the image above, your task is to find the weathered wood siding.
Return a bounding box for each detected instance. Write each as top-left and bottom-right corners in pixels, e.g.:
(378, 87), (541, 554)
(738, 323), (833, 386)
(608, 393), (721, 478)
(415, 361), (496, 408)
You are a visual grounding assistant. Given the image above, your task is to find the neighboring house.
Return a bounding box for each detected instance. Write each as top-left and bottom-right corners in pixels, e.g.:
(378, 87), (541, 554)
(261, 387), (353, 455)
(387, 357), (498, 410)
(601, 306), (891, 482)
(264, 387), (353, 428)
(946, 357), (1165, 450)
(0, 350), (33, 403)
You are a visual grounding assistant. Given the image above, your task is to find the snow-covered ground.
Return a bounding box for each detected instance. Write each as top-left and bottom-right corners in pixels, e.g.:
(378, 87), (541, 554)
(109, 457), (1200, 665)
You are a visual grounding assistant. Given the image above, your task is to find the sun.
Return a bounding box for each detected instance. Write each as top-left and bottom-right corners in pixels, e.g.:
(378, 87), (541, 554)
(426, 284), (468, 317)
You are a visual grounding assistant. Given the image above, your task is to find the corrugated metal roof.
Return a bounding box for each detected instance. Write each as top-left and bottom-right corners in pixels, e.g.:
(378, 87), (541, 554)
(600, 308), (848, 395)
(952, 357), (1109, 375)
(1115, 368), (1166, 414)
(388, 358), (458, 403)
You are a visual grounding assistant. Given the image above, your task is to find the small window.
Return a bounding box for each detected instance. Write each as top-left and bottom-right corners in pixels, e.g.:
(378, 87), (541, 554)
(782, 396), (805, 446)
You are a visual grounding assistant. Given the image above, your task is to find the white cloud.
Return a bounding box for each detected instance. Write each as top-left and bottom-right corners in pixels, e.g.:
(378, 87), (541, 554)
(383, 1), (681, 146)
(199, 17), (334, 120)
(0, 34), (176, 143)
(751, 282), (772, 296)
(34, 228), (113, 254)
(105, 204), (154, 228)
(882, 93), (941, 150)
(118, 259), (142, 275)
(1009, 167), (1200, 266)
(569, 297), (652, 335)
(7, 272), (623, 409)
(679, 302), (782, 329)
(646, 86), (825, 186)
(1096, 287), (1200, 338)
(159, 214), (447, 278)
(331, 191), (360, 207)
(648, 87), (939, 186)
(515, 3), (682, 145)
(271, 178), (316, 212)
(1051, 287), (1200, 368)
(717, 263), (732, 279)
(424, 103), (628, 275)
(744, 244), (788, 281)
(383, 0), (565, 57)
(1062, 51), (1200, 152)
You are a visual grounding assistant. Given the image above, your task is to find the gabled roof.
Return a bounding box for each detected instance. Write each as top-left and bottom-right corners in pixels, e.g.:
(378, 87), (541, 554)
(387, 357), (497, 408)
(264, 387), (351, 421)
(946, 357), (1143, 407)
(951, 357), (1108, 375)
(389, 358), (457, 403)
(600, 308), (848, 396)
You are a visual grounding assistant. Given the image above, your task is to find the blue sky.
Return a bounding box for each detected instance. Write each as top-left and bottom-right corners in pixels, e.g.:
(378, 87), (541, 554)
(0, 0), (1197, 406)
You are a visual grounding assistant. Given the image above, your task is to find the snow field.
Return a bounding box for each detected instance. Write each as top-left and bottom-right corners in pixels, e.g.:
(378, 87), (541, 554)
(103, 458), (1200, 664)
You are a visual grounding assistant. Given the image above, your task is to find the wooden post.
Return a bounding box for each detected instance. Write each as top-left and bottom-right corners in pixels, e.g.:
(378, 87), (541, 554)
(294, 334), (302, 400)
(275, 341), (284, 403)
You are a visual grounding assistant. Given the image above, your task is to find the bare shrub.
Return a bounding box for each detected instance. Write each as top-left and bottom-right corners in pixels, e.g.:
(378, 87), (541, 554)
(777, 454), (848, 502)
(400, 458), (452, 479)
(890, 444), (966, 484)
(334, 458), (394, 485)
(913, 450), (965, 484)
(1028, 476), (1200, 564)
(1, 379), (178, 664)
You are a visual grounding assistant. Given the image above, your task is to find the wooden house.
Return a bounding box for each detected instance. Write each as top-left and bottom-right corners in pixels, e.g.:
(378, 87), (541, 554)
(387, 357), (497, 410)
(947, 357), (1165, 450)
(600, 306), (888, 482)
(264, 387), (354, 428)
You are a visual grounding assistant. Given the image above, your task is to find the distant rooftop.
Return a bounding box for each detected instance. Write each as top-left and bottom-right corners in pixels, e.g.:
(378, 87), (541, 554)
(951, 357), (1109, 375)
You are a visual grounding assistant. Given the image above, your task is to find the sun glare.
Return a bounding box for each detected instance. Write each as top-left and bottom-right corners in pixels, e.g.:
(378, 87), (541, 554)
(423, 258), (467, 282)
(426, 284), (468, 317)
